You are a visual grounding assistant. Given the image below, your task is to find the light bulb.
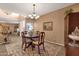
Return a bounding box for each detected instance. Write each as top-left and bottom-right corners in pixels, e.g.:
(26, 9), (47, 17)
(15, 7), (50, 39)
(35, 15), (40, 19)
(28, 14), (32, 17)
(30, 16), (34, 19)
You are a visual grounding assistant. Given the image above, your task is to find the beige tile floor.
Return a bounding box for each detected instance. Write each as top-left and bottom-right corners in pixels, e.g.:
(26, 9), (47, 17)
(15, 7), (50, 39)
(0, 44), (8, 56)
(0, 34), (65, 56)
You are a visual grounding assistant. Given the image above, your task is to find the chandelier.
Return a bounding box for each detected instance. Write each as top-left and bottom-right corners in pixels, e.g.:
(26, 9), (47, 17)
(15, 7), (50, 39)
(28, 4), (40, 20)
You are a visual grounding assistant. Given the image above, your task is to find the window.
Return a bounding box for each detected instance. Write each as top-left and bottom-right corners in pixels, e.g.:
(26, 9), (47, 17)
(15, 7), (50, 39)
(26, 23), (33, 31)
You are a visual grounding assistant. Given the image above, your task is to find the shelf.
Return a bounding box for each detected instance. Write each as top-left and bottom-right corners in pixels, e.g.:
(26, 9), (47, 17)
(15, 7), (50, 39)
(68, 43), (79, 47)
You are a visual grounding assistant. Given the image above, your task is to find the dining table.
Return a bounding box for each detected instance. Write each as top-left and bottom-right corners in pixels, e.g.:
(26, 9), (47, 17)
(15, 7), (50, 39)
(24, 34), (40, 50)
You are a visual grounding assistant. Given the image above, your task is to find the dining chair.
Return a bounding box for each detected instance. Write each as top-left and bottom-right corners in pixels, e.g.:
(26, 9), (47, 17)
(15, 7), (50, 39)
(22, 31), (33, 51)
(36, 31), (40, 35)
(32, 32), (45, 54)
(21, 32), (26, 49)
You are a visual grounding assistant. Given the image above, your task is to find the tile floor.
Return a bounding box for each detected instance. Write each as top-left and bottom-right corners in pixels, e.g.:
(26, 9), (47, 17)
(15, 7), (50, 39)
(0, 34), (65, 56)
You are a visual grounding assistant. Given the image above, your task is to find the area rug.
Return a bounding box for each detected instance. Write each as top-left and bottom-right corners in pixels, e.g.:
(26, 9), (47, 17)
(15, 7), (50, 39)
(4, 35), (65, 56)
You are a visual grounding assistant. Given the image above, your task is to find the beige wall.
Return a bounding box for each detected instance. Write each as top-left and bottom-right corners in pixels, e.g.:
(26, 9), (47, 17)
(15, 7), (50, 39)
(8, 24), (15, 33)
(34, 4), (79, 45)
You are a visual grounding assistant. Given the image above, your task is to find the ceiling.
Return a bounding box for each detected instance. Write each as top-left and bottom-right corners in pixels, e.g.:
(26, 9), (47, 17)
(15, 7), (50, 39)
(0, 16), (20, 24)
(0, 3), (74, 24)
(0, 3), (74, 16)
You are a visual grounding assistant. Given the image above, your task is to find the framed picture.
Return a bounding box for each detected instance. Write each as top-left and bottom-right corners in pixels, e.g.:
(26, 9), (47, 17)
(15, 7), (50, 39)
(43, 22), (53, 31)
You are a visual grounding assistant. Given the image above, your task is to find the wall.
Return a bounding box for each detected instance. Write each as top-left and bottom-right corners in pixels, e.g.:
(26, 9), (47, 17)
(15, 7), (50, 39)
(34, 4), (79, 45)
(0, 25), (3, 33)
(8, 24), (16, 33)
(0, 23), (17, 34)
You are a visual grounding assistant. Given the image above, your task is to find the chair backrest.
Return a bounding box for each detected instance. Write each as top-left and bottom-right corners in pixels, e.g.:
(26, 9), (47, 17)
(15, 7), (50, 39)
(21, 31), (27, 38)
(24, 31), (27, 34)
(21, 32), (25, 38)
(39, 32), (45, 43)
(21, 31), (28, 43)
(36, 31), (40, 36)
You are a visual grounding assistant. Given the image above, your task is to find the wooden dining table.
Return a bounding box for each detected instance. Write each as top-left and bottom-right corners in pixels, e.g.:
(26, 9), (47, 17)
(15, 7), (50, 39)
(24, 34), (40, 50)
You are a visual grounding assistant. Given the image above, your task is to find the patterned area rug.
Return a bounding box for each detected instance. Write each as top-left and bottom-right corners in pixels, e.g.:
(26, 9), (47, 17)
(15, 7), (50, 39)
(2, 35), (65, 56)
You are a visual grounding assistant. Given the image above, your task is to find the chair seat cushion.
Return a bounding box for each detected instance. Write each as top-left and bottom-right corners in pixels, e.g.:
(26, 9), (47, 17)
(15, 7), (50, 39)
(33, 41), (42, 45)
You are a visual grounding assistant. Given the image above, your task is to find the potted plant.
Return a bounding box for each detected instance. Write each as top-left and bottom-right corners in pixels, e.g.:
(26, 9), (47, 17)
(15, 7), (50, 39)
(65, 8), (73, 15)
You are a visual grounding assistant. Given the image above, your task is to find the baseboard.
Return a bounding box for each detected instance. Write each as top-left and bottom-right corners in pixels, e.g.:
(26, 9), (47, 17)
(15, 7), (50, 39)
(45, 40), (64, 46)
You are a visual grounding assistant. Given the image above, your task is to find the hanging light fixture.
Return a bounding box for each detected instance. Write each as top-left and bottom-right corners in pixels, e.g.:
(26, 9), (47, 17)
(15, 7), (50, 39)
(28, 4), (40, 20)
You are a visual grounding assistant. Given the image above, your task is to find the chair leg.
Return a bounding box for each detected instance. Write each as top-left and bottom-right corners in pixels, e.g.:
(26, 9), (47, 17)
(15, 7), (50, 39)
(22, 41), (24, 48)
(32, 44), (35, 51)
(43, 43), (45, 51)
(31, 45), (33, 51)
(24, 47), (26, 51)
(24, 42), (27, 51)
(31, 42), (34, 51)
(38, 45), (40, 54)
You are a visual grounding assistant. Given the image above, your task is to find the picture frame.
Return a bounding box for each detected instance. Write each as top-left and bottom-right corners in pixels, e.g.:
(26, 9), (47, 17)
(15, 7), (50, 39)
(43, 22), (53, 31)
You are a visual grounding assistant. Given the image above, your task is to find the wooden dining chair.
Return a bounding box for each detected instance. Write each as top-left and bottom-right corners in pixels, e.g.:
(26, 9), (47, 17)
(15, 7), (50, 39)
(21, 32), (26, 49)
(36, 31), (40, 35)
(22, 31), (33, 51)
(32, 32), (45, 54)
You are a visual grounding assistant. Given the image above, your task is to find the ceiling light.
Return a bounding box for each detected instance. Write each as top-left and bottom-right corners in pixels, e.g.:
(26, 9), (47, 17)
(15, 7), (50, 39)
(28, 4), (40, 20)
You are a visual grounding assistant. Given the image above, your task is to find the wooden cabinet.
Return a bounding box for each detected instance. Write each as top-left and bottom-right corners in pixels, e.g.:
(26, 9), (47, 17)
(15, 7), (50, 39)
(65, 12), (79, 56)
(66, 45), (79, 56)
